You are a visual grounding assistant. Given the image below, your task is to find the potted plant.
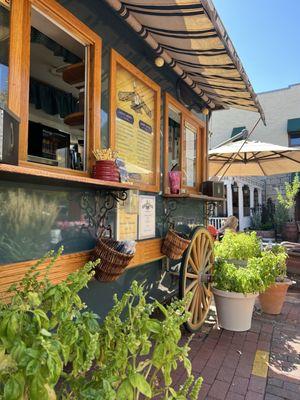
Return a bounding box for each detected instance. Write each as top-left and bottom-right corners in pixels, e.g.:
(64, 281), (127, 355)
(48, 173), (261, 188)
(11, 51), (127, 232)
(258, 245), (294, 314)
(250, 200), (276, 239)
(213, 231), (265, 331)
(275, 174), (300, 242)
(214, 230), (261, 265)
(212, 259), (264, 331)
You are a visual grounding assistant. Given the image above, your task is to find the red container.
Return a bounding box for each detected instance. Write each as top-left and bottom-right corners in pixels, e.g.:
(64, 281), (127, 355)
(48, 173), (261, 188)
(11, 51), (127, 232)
(93, 160), (120, 182)
(169, 171), (181, 194)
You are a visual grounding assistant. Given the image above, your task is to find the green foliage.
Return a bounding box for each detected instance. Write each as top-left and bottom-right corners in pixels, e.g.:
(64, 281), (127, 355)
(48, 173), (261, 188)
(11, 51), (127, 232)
(273, 202), (289, 232)
(214, 230), (261, 260)
(213, 259), (265, 294)
(275, 174), (300, 225)
(213, 249), (287, 294)
(276, 174), (300, 211)
(213, 231), (287, 293)
(0, 251), (202, 400)
(251, 209), (262, 230)
(0, 248), (101, 400)
(64, 282), (202, 400)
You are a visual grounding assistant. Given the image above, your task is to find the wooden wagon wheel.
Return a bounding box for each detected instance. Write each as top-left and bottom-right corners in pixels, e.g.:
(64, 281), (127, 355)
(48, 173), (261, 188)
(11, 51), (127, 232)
(179, 227), (214, 332)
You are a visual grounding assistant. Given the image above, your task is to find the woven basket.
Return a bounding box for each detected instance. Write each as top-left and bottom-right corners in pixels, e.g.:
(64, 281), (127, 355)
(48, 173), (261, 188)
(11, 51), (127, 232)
(161, 229), (191, 260)
(92, 238), (135, 282)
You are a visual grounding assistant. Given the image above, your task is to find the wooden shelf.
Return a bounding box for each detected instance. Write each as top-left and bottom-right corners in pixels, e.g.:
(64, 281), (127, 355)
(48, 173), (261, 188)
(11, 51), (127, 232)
(62, 62), (85, 85)
(163, 193), (225, 201)
(0, 163), (137, 191)
(64, 111), (84, 126)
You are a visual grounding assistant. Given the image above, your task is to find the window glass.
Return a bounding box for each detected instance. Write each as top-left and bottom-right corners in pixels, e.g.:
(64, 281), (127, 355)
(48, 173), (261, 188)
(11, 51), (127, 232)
(28, 8), (87, 171)
(290, 133), (300, 147)
(114, 62), (157, 187)
(182, 121), (197, 187)
(168, 105), (181, 172)
(0, 1), (9, 107)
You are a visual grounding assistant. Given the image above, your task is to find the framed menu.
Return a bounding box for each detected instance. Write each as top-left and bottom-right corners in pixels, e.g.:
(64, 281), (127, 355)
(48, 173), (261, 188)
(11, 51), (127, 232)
(110, 50), (161, 192)
(115, 190), (138, 241)
(138, 195), (156, 240)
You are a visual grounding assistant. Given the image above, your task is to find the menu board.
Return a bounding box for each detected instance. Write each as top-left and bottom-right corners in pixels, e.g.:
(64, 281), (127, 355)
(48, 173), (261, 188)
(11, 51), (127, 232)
(116, 191), (138, 241)
(138, 195), (156, 240)
(112, 56), (159, 189)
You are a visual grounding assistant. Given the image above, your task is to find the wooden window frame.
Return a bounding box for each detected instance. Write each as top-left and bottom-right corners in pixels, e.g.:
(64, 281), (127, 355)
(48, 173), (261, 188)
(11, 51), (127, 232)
(7, 0), (101, 177)
(164, 93), (207, 195)
(109, 50), (161, 193)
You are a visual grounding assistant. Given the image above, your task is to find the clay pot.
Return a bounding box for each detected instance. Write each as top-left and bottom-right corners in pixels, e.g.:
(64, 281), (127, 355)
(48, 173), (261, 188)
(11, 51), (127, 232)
(259, 279), (293, 315)
(281, 222), (298, 242)
(255, 230), (275, 240)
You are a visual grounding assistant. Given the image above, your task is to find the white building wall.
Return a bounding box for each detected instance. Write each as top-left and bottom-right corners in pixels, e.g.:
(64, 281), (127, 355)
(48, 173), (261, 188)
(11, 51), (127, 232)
(209, 83), (300, 230)
(210, 83), (300, 149)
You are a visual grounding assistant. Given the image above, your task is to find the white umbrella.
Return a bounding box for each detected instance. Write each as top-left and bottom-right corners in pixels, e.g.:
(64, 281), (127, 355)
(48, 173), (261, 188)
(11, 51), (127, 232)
(209, 140), (300, 177)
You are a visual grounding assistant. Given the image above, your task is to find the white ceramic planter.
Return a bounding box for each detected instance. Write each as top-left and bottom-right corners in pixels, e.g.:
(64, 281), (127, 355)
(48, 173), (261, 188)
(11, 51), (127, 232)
(212, 288), (258, 332)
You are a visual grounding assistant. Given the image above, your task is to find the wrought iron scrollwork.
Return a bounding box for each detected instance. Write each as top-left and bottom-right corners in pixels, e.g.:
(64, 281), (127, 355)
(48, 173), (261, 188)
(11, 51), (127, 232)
(80, 190), (127, 238)
(163, 198), (178, 229)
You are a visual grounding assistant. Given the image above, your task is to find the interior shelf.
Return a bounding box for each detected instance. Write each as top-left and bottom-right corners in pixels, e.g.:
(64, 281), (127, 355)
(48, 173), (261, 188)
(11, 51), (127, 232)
(64, 111), (84, 126)
(0, 163), (137, 191)
(62, 62), (85, 85)
(163, 193), (225, 201)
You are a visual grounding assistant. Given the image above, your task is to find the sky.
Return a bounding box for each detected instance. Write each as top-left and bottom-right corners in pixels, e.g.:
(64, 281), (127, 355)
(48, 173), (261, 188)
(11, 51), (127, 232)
(213, 0), (300, 93)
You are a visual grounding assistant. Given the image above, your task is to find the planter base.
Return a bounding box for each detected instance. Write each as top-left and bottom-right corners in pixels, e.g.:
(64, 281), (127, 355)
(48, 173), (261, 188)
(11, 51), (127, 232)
(212, 288), (258, 332)
(259, 280), (293, 315)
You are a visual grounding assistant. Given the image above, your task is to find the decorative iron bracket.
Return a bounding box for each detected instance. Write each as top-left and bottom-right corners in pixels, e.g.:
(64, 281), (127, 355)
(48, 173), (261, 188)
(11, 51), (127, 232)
(163, 198), (178, 229)
(80, 190), (128, 238)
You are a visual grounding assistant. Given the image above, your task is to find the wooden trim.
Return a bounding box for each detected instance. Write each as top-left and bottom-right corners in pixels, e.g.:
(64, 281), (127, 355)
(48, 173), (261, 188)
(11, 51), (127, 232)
(127, 238), (164, 269)
(0, 163), (138, 190)
(164, 93), (206, 195)
(8, 0), (101, 175)
(0, 250), (92, 302)
(109, 49), (161, 193)
(8, 0), (31, 161)
(0, 239), (164, 300)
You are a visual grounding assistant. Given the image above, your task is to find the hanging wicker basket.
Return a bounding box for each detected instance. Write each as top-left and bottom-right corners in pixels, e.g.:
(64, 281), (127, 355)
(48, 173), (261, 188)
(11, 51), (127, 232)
(161, 229), (191, 260)
(92, 238), (135, 282)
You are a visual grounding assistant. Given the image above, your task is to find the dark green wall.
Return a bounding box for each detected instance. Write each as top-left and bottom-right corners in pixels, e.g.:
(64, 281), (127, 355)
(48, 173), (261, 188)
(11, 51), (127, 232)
(0, 0), (206, 317)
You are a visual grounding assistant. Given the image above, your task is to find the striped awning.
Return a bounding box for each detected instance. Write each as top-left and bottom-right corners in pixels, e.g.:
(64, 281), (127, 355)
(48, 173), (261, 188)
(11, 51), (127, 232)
(104, 0), (265, 122)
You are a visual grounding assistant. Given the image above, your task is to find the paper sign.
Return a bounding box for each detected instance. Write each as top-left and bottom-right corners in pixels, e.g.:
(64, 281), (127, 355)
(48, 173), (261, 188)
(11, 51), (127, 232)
(138, 195), (156, 240)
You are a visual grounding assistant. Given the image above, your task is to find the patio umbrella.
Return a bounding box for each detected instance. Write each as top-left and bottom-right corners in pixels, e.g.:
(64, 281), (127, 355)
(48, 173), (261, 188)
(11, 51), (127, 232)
(209, 140), (300, 177)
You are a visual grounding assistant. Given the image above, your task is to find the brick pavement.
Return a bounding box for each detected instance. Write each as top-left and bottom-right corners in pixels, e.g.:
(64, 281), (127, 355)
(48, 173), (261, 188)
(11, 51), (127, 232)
(174, 292), (300, 399)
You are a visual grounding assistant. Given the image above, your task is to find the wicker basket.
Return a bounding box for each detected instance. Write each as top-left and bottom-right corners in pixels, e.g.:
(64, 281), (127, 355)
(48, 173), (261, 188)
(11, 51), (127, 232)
(92, 238), (135, 282)
(161, 229), (191, 260)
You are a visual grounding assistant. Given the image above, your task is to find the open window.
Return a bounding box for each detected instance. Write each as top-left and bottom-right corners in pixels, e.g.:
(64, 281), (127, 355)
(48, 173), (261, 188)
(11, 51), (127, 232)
(164, 94), (206, 195)
(8, 0), (101, 176)
(0, 0), (9, 108)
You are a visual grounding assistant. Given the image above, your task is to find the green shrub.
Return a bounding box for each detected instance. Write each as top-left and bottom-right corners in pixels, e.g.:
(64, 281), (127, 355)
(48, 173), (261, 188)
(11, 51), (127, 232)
(214, 230), (261, 260)
(213, 259), (264, 294)
(213, 245), (287, 294)
(0, 250), (202, 400)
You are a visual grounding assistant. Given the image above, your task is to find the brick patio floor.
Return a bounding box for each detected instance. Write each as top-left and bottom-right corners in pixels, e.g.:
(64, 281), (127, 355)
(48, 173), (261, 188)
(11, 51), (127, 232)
(175, 292), (300, 399)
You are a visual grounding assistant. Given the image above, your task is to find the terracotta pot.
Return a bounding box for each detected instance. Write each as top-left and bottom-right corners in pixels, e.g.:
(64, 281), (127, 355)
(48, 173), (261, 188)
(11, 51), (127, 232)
(281, 222), (298, 242)
(255, 230), (275, 239)
(259, 279), (293, 314)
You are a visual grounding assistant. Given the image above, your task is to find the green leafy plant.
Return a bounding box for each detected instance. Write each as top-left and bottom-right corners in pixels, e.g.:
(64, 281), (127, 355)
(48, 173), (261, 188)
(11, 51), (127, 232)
(213, 259), (265, 294)
(214, 230), (261, 261)
(0, 248), (100, 400)
(63, 282), (202, 400)
(275, 174), (300, 224)
(0, 250), (202, 400)
(250, 209), (262, 230)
